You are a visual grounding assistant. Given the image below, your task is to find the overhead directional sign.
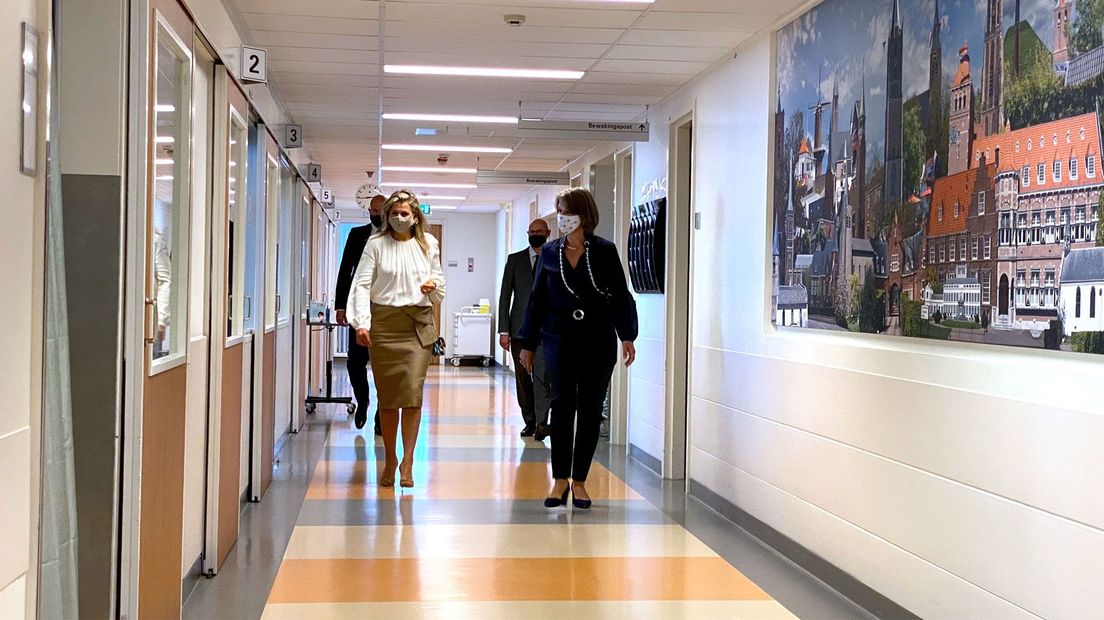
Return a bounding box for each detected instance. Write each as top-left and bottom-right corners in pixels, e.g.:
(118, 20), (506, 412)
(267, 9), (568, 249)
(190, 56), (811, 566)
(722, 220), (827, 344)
(476, 170), (570, 186)
(517, 119), (650, 142)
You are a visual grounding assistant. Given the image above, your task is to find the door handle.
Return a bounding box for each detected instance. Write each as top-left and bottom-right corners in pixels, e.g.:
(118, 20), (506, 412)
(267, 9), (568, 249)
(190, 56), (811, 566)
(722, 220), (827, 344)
(144, 298), (157, 343)
(244, 295), (252, 320)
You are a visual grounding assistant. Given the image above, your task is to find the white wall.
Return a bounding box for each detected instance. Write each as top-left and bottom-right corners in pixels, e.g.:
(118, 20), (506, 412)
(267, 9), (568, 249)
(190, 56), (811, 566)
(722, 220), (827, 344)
(494, 208), (510, 367)
(431, 213), (499, 361)
(627, 31), (1104, 619)
(0, 1), (48, 617)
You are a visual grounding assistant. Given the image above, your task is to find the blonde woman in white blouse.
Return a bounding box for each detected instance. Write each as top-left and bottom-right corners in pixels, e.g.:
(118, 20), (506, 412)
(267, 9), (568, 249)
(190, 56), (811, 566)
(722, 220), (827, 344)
(348, 190), (445, 488)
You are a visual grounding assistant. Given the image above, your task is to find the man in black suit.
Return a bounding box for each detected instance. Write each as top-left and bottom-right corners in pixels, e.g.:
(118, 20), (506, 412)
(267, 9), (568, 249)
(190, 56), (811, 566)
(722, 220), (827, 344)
(335, 193), (385, 432)
(499, 219), (552, 438)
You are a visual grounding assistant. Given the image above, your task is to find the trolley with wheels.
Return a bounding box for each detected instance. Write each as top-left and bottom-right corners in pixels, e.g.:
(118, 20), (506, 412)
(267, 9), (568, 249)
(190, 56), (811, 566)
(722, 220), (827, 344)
(305, 312), (355, 415)
(449, 306), (494, 367)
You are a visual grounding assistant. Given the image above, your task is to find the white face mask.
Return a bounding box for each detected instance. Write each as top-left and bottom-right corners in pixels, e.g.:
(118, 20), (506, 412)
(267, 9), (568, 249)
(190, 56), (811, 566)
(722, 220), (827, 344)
(389, 213), (415, 233)
(557, 214), (581, 236)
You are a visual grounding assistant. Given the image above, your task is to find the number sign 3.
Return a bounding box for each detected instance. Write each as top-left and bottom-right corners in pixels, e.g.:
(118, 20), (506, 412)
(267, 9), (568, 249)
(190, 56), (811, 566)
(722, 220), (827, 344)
(284, 124), (303, 149)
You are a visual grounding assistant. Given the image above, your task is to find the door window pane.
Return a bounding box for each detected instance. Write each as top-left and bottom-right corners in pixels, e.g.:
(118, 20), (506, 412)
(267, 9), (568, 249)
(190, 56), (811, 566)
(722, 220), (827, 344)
(151, 26), (191, 362)
(265, 156), (279, 329)
(227, 111), (248, 338)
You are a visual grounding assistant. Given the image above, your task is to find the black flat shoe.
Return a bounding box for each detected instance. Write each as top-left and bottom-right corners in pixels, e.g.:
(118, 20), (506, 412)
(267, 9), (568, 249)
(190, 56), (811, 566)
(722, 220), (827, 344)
(520, 426), (535, 438)
(544, 488), (569, 508)
(533, 423), (551, 441)
(354, 404), (368, 430)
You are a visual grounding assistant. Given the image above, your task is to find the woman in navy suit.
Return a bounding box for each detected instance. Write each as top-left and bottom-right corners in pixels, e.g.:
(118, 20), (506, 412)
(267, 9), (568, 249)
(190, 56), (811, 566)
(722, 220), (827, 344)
(518, 188), (638, 509)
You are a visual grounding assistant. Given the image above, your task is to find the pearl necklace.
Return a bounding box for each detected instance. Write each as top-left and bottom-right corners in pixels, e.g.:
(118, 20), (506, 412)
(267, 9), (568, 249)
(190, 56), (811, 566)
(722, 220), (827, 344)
(559, 240), (611, 307)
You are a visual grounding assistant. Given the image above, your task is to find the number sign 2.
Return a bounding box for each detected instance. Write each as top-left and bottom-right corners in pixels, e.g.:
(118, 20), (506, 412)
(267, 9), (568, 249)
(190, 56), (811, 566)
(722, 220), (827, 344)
(241, 46), (267, 83)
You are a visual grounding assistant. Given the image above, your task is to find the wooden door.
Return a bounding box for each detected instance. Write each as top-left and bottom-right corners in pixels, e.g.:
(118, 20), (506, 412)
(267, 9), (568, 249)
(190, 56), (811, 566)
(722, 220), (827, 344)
(139, 1), (193, 616)
(203, 66), (250, 574)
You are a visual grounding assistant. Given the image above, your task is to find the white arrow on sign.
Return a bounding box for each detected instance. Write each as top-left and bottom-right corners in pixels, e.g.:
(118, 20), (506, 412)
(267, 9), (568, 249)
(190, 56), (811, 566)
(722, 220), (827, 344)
(517, 119), (649, 142)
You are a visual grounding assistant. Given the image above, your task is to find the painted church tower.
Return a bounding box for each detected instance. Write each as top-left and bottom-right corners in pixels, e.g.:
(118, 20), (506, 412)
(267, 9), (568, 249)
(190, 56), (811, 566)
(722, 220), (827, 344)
(949, 45), (974, 175)
(883, 0), (905, 216)
(979, 0), (1003, 137)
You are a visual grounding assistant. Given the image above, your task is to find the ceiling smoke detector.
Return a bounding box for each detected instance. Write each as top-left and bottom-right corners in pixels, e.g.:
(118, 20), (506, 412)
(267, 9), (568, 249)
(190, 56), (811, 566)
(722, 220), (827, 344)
(504, 14), (526, 27)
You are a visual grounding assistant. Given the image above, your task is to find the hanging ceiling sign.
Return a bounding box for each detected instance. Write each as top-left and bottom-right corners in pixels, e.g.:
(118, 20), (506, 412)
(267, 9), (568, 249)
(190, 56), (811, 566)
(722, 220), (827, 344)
(319, 188), (333, 205)
(240, 46), (268, 83)
(304, 163), (321, 183)
(476, 170), (570, 186)
(517, 119), (649, 142)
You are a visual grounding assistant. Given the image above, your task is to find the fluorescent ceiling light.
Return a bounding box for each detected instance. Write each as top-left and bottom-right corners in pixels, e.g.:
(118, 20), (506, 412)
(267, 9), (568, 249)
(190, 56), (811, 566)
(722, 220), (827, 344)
(155, 136), (174, 144)
(415, 195), (466, 201)
(384, 65), (584, 80)
(430, 205), (459, 211)
(383, 144), (512, 154)
(155, 158), (173, 165)
(381, 166), (477, 174)
(383, 113), (518, 124)
(155, 175), (173, 181)
(380, 181), (478, 189)
(155, 104), (175, 113)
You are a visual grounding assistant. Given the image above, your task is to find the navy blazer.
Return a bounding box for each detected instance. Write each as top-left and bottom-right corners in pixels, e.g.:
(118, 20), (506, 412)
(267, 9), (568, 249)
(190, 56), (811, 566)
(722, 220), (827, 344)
(517, 234), (638, 351)
(334, 224), (374, 311)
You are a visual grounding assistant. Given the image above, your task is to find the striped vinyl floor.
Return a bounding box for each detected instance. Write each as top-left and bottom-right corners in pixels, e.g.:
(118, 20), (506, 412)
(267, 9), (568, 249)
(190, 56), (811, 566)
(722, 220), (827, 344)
(261, 367), (796, 619)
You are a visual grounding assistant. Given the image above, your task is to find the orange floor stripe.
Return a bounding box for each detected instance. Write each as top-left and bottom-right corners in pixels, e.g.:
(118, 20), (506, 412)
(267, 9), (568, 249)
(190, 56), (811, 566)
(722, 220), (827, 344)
(267, 557), (773, 604)
(305, 460), (642, 501)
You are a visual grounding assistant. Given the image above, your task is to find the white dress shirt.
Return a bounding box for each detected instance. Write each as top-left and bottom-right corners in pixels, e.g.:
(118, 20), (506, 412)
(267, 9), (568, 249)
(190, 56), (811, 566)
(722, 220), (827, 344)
(348, 232), (446, 331)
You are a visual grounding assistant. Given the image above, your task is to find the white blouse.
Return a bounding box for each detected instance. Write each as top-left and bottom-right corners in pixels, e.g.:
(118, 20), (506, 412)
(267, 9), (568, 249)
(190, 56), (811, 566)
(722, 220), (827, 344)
(347, 232), (446, 331)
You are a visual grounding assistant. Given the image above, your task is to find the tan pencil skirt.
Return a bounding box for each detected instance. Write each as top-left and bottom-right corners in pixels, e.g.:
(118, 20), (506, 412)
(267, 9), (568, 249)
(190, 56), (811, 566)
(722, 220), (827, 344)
(369, 303), (435, 409)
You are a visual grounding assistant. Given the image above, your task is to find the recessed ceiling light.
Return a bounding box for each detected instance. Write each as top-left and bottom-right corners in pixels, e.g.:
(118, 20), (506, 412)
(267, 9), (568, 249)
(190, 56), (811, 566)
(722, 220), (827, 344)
(383, 113), (518, 124)
(383, 144), (513, 154)
(380, 181), (478, 189)
(382, 166), (478, 174)
(384, 65), (584, 80)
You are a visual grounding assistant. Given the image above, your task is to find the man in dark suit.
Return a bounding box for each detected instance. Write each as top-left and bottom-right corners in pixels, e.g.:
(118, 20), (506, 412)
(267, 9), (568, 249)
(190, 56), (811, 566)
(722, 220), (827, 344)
(335, 193), (385, 432)
(499, 219), (552, 438)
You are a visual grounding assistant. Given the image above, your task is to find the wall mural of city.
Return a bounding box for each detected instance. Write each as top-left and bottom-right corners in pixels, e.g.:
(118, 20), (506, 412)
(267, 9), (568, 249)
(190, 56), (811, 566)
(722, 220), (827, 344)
(772, 0), (1104, 354)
